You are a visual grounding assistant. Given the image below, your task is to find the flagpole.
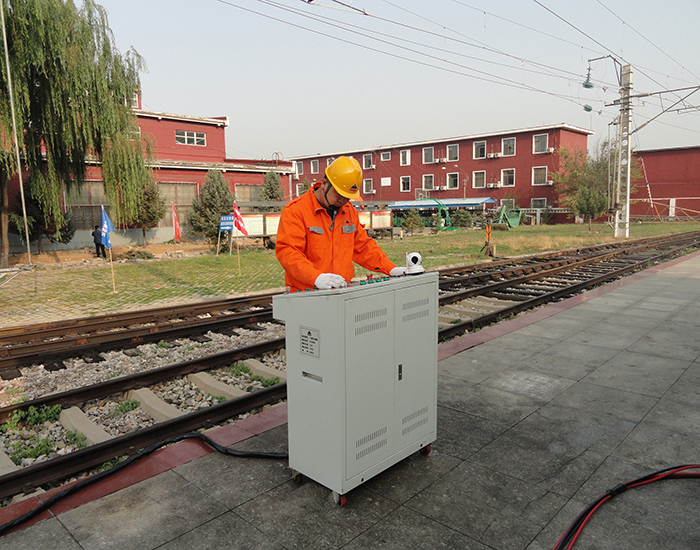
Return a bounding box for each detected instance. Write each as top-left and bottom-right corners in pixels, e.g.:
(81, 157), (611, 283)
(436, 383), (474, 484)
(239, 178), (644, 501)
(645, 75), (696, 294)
(108, 247), (116, 293)
(237, 234), (241, 276)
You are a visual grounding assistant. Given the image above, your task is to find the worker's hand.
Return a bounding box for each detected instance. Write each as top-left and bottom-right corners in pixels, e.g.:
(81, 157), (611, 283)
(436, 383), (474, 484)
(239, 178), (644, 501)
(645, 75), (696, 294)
(389, 266), (407, 277)
(314, 273), (347, 290)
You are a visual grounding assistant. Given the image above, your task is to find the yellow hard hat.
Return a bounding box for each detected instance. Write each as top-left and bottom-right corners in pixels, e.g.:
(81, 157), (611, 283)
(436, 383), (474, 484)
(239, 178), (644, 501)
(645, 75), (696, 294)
(325, 156), (361, 199)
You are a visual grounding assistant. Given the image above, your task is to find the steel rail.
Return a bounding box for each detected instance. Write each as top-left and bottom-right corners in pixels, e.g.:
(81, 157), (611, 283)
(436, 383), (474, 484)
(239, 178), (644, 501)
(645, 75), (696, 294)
(437, 241), (697, 340)
(0, 309), (275, 379)
(0, 382), (287, 501)
(0, 338), (285, 423)
(0, 293), (276, 344)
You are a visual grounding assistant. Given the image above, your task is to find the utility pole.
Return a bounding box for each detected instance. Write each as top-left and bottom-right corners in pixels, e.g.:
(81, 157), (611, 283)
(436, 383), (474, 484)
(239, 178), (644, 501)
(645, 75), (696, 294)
(613, 65), (633, 239)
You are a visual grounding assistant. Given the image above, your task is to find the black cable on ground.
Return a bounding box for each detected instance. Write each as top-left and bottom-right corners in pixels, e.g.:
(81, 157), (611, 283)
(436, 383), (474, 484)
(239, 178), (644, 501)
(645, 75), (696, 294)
(0, 432), (288, 538)
(552, 464), (700, 550)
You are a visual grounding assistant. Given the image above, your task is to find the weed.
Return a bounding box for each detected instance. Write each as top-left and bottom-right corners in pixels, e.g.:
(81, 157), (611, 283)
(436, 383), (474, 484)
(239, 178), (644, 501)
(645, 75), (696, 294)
(114, 399), (140, 415)
(227, 363), (251, 377)
(157, 340), (174, 349)
(5, 387), (21, 395)
(24, 404), (62, 426)
(1, 410), (25, 432)
(212, 395), (227, 404)
(251, 375), (280, 388)
(100, 456), (126, 471)
(9, 438), (54, 465)
(66, 431), (87, 449)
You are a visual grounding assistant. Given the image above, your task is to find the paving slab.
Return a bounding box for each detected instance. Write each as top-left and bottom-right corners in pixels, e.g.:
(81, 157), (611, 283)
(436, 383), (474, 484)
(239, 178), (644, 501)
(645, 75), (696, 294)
(4, 251), (700, 550)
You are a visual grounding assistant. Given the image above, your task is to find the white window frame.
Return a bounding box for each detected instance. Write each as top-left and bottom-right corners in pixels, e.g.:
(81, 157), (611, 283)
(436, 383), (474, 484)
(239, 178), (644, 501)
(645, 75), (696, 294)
(447, 144), (459, 162)
(363, 153), (373, 170)
(175, 130), (206, 146)
(423, 147), (435, 164)
(295, 183), (306, 197)
(532, 166), (549, 186)
(533, 134), (549, 154)
(380, 151), (391, 161)
(310, 160), (319, 174)
(502, 137), (516, 157)
(326, 158), (334, 167)
(446, 172), (459, 190)
(472, 170), (486, 189)
(473, 141), (486, 159)
(400, 176), (411, 192)
(400, 149), (411, 166)
(422, 174), (435, 190)
(501, 168), (515, 187)
(295, 161), (303, 176)
(531, 198), (547, 209)
(380, 176), (391, 187)
(501, 198), (516, 209)
(363, 178), (374, 194)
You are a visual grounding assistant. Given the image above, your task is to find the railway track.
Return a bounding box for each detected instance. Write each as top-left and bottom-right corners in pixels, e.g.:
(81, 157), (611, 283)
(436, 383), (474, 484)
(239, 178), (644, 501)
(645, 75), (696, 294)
(1, 231), (700, 503)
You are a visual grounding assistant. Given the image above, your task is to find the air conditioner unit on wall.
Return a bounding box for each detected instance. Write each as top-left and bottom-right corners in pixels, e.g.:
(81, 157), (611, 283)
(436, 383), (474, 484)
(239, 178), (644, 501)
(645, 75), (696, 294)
(370, 164), (376, 169)
(487, 153), (496, 159)
(439, 158), (447, 163)
(545, 180), (553, 186)
(439, 186), (447, 190)
(546, 147), (554, 153)
(487, 182), (501, 189)
(494, 152), (502, 158)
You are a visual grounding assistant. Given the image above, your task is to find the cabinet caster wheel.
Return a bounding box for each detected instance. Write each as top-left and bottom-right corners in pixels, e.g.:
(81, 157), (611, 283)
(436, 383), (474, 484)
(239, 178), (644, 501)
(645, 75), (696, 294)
(293, 473), (303, 484)
(419, 444), (431, 456)
(331, 491), (347, 507)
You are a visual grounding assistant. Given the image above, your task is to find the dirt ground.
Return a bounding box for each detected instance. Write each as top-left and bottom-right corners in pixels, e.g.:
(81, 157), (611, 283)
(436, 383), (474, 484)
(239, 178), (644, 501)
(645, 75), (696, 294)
(7, 242), (215, 268)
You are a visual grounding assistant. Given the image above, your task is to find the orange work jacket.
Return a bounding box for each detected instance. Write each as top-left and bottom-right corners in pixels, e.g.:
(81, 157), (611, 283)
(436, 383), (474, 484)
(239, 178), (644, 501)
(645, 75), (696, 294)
(276, 187), (396, 292)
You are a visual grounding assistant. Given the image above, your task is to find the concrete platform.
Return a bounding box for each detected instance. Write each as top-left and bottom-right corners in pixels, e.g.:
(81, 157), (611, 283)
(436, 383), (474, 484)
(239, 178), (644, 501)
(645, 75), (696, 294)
(3, 251), (700, 549)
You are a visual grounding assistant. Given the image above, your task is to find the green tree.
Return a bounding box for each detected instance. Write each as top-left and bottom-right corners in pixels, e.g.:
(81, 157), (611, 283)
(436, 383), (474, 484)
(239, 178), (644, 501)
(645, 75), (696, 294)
(551, 144), (608, 231)
(259, 170), (284, 209)
(9, 180), (75, 254)
(135, 179), (166, 246)
(451, 209), (473, 228)
(187, 170), (232, 243)
(0, 0), (150, 268)
(298, 177), (312, 196)
(402, 208), (424, 236)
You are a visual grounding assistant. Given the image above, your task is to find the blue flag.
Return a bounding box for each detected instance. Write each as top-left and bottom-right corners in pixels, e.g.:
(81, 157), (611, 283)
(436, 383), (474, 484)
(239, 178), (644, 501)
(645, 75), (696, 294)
(100, 205), (114, 249)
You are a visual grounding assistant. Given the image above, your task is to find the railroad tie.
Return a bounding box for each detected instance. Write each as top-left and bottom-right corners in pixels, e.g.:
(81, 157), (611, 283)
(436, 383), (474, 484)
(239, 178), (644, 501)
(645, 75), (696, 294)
(59, 407), (113, 446)
(127, 388), (184, 422)
(187, 372), (246, 401)
(242, 358), (287, 384)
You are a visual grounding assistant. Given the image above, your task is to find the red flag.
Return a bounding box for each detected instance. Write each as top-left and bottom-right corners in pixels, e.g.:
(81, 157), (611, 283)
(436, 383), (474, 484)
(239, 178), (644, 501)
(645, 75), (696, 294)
(172, 202), (181, 243)
(233, 201), (248, 236)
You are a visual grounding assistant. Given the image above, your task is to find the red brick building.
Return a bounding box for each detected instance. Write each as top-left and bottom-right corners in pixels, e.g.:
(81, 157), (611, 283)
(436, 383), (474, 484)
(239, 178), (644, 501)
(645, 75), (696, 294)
(7, 98), (294, 250)
(290, 124), (593, 213)
(631, 146), (700, 220)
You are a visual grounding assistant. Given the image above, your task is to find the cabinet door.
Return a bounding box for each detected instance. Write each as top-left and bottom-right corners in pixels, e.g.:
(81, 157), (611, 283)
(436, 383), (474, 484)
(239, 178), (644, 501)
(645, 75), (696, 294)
(394, 280), (438, 450)
(344, 290), (395, 479)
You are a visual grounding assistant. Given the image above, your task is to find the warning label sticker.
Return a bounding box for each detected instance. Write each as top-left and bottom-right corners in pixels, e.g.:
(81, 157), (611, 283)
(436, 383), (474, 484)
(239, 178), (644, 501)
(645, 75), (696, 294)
(300, 327), (320, 357)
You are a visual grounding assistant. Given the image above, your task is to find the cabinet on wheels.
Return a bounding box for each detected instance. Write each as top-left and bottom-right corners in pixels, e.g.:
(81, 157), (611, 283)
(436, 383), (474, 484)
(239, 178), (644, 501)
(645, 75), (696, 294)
(273, 273), (438, 500)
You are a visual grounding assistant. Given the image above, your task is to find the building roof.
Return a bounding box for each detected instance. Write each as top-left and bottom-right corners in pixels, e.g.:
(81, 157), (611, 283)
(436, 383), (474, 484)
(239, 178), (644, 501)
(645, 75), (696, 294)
(135, 109), (229, 127)
(289, 123), (594, 160)
(387, 197), (497, 210)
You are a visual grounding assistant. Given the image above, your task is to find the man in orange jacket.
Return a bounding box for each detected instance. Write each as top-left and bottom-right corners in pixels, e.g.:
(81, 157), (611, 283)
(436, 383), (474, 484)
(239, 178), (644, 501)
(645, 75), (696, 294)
(276, 156), (407, 292)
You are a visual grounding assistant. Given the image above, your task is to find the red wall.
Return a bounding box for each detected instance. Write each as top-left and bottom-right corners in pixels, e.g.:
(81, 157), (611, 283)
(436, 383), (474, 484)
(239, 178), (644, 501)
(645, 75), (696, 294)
(138, 115), (227, 163)
(631, 147), (700, 219)
(292, 126), (591, 209)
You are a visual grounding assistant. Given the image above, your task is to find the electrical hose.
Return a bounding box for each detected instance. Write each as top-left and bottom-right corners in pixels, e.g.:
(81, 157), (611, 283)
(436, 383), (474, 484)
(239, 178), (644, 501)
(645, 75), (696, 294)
(0, 432), (288, 537)
(552, 464), (700, 550)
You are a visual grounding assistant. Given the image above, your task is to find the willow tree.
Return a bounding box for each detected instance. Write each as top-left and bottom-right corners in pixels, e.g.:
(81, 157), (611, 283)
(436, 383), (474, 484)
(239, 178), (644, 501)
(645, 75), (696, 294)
(0, 0), (151, 267)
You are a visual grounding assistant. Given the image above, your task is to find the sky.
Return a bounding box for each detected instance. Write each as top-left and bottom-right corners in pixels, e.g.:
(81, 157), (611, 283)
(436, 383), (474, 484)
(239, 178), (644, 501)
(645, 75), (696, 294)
(89, 0), (700, 161)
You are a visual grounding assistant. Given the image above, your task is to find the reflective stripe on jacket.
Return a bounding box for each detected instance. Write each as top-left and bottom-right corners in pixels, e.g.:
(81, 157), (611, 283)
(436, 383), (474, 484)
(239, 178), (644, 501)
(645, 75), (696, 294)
(276, 188), (396, 292)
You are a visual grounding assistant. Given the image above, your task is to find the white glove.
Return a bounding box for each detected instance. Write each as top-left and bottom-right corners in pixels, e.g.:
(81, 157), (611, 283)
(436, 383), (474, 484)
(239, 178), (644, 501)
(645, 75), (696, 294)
(390, 266), (407, 277)
(314, 273), (347, 289)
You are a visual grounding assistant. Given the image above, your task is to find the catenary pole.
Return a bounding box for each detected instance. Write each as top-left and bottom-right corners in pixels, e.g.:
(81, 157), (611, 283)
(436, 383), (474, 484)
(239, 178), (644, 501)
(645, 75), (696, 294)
(0, 1), (32, 264)
(614, 65), (633, 239)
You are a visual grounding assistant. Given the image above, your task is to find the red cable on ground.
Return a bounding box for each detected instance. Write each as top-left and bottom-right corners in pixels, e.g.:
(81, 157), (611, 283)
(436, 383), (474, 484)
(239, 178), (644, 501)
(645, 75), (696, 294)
(553, 465), (700, 550)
